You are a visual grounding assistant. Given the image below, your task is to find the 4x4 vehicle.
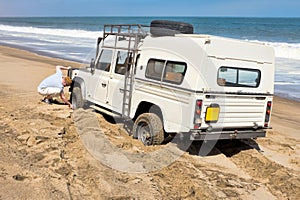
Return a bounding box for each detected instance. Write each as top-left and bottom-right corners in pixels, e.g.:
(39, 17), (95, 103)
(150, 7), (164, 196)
(69, 20), (275, 145)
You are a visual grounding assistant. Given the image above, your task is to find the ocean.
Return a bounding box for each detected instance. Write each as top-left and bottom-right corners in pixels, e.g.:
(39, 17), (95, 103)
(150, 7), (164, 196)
(0, 17), (299, 101)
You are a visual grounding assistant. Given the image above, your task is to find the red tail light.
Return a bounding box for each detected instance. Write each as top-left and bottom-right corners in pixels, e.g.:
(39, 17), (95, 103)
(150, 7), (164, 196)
(197, 100), (202, 107)
(194, 100), (202, 129)
(264, 101), (272, 127)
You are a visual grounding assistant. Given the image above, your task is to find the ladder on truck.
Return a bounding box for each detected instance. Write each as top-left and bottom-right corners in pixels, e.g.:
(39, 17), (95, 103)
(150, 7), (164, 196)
(102, 24), (147, 119)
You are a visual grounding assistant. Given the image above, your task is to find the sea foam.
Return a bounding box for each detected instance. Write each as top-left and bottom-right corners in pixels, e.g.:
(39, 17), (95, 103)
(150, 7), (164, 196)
(0, 24), (102, 39)
(248, 40), (300, 60)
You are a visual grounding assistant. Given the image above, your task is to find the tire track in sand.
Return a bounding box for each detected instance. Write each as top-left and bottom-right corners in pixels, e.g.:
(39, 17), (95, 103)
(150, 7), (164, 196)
(218, 140), (300, 199)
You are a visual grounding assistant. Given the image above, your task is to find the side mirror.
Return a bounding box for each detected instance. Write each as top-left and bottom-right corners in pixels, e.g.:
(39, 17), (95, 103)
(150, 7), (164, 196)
(67, 68), (73, 78)
(90, 58), (95, 74)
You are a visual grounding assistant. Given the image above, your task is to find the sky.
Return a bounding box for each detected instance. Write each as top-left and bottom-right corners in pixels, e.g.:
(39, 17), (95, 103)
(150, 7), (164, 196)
(0, 0), (299, 17)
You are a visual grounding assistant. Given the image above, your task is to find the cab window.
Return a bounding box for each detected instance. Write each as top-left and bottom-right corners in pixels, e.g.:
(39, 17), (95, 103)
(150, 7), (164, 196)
(96, 49), (113, 72)
(115, 51), (129, 75)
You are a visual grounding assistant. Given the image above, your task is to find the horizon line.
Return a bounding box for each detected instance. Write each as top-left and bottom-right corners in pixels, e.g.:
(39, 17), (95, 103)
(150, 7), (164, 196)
(0, 15), (300, 18)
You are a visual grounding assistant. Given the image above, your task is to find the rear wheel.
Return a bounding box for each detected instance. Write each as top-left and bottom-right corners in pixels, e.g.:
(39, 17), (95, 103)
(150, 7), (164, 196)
(71, 87), (84, 109)
(133, 113), (164, 145)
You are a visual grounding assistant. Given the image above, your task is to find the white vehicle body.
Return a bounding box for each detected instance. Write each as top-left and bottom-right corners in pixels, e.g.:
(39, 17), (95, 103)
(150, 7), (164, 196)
(70, 22), (275, 144)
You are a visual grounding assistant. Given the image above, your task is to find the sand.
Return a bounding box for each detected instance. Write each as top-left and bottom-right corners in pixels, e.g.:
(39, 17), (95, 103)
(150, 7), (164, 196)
(0, 45), (299, 199)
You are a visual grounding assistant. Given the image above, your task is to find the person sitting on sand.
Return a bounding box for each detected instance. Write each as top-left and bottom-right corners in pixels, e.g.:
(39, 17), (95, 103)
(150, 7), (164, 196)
(37, 65), (73, 109)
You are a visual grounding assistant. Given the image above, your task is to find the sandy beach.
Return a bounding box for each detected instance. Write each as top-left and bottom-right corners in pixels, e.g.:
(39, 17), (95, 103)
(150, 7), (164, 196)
(0, 45), (299, 199)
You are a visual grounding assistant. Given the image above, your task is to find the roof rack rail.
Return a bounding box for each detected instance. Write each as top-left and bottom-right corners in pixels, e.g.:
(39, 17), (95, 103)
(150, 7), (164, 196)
(103, 24), (148, 38)
(102, 24), (149, 51)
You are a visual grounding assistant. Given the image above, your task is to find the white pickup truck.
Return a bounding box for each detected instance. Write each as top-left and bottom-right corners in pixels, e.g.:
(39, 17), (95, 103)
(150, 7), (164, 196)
(69, 20), (275, 145)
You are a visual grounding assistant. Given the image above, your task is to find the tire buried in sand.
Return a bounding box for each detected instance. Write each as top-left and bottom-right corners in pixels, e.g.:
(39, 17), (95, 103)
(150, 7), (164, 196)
(72, 86), (84, 109)
(133, 113), (164, 146)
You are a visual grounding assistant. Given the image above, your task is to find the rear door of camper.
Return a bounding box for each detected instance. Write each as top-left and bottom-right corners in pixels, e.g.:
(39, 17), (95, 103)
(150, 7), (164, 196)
(200, 38), (275, 129)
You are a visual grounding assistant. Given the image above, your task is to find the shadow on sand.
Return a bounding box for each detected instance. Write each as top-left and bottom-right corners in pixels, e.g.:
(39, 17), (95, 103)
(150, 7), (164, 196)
(184, 139), (262, 157)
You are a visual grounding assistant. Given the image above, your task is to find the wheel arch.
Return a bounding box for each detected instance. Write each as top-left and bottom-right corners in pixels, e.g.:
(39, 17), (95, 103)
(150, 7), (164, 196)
(133, 101), (164, 125)
(72, 77), (87, 100)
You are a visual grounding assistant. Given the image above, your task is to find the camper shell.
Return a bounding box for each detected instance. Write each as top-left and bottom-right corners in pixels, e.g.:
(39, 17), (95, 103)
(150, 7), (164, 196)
(69, 21), (275, 145)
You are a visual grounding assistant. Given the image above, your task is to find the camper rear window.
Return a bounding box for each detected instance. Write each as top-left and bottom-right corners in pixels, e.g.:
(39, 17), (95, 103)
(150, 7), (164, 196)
(146, 59), (186, 84)
(217, 67), (261, 88)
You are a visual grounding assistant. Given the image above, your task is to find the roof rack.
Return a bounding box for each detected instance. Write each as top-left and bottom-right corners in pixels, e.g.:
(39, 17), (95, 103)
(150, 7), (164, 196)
(102, 24), (148, 51)
(103, 24), (148, 38)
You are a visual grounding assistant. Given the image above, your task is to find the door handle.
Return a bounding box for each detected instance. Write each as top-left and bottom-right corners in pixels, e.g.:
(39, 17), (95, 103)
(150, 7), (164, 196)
(101, 83), (107, 87)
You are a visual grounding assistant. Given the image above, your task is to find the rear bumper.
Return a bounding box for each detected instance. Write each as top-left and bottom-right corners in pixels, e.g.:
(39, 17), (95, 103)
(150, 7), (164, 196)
(190, 129), (267, 140)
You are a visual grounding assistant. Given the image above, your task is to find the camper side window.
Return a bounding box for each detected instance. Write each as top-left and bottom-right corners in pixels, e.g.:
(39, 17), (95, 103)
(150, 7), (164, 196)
(145, 59), (165, 81)
(163, 61), (186, 84)
(218, 67), (261, 88)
